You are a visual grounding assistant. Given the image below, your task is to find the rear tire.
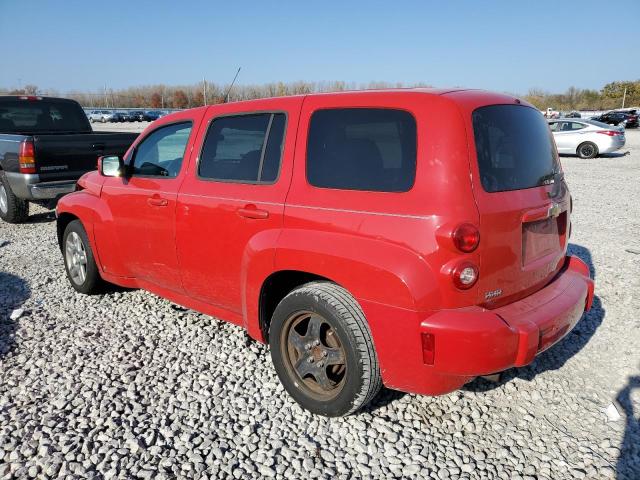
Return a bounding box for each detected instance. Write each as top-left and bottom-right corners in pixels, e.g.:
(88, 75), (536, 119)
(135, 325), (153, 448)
(63, 220), (103, 294)
(269, 281), (382, 416)
(0, 173), (29, 223)
(577, 142), (598, 159)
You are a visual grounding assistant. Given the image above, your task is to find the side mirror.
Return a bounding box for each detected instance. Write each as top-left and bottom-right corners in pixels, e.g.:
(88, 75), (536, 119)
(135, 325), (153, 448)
(98, 155), (124, 177)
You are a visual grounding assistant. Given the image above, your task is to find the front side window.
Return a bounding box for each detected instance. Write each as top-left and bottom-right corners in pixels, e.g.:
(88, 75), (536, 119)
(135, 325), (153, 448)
(306, 108), (416, 192)
(131, 122), (192, 178)
(198, 113), (286, 183)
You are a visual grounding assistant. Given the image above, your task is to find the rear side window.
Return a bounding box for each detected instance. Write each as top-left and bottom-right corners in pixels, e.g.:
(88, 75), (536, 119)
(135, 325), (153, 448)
(198, 113), (286, 183)
(472, 105), (559, 193)
(0, 99), (91, 133)
(306, 108), (416, 192)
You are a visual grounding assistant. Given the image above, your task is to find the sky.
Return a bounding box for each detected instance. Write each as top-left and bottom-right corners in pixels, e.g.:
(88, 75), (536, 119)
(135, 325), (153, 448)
(1, 0), (638, 95)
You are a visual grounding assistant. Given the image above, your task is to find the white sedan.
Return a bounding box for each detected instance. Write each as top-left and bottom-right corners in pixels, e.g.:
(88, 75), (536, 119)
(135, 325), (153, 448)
(548, 119), (625, 158)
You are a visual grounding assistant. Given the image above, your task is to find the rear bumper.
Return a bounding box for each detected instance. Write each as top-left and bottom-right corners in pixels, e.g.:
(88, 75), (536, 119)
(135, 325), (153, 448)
(4, 172), (76, 200)
(599, 136), (626, 153)
(363, 255), (594, 396)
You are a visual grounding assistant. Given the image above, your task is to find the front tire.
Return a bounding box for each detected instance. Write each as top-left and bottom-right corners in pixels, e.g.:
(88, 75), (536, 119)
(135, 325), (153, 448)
(0, 173), (29, 223)
(577, 142), (598, 159)
(269, 282), (382, 416)
(63, 220), (103, 294)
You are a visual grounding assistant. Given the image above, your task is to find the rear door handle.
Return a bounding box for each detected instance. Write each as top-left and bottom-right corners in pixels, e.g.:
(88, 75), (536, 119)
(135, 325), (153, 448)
(148, 195), (168, 207)
(237, 205), (269, 219)
(92, 143), (105, 150)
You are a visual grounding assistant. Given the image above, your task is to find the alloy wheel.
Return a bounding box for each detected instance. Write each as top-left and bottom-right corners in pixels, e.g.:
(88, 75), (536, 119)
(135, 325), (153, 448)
(0, 183), (7, 214)
(280, 311), (347, 400)
(65, 231), (88, 285)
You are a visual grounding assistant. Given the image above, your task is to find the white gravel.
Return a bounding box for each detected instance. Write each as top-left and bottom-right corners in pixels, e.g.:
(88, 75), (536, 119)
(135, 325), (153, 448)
(0, 129), (639, 479)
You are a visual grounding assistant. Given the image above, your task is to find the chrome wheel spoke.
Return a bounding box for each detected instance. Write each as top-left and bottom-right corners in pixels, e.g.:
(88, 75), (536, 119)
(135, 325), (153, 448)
(288, 330), (307, 353)
(312, 367), (334, 390)
(324, 347), (345, 366)
(293, 356), (316, 378)
(306, 314), (322, 341)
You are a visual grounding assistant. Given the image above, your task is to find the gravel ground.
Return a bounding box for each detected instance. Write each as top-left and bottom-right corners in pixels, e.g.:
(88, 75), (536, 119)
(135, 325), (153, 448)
(0, 129), (639, 479)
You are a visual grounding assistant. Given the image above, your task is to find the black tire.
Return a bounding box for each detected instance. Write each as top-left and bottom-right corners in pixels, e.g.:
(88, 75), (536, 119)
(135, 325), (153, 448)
(269, 281), (381, 416)
(0, 173), (29, 223)
(62, 220), (103, 294)
(577, 142), (598, 159)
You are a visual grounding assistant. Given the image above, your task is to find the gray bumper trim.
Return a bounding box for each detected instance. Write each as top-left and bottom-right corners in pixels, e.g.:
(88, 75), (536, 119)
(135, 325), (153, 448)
(3, 172), (76, 200)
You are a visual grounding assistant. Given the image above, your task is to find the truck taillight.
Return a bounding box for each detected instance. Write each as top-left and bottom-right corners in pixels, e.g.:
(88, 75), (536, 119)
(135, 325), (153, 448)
(18, 140), (36, 174)
(452, 262), (479, 290)
(452, 223), (480, 253)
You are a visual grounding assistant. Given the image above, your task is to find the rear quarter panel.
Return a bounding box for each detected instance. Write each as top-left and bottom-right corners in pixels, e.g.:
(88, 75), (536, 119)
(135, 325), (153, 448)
(276, 91), (481, 312)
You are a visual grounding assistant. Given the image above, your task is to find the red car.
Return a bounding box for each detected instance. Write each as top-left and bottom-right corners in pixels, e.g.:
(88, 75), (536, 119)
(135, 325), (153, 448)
(56, 89), (594, 416)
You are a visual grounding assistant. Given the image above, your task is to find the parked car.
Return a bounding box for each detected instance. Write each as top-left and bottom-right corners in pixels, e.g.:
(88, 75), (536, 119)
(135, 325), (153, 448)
(109, 112), (128, 122)
(56, 89), (594, 416)
(143, 110), (162, 121)
(592, 111), (639, 128)
(129, 111), (145, 122)
(564, 111), (581, 118)
(0, 96), (138, 223)
(543, 107), (560, 118)
(88, 110), (114, 123)
(548, 119), (626, 158)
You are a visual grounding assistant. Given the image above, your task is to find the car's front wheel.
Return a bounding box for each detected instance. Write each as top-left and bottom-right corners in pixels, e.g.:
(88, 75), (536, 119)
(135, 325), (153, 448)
(63, 220), (103, 294)
(269, 281), (382, 416)
(577, 142), (598, 159)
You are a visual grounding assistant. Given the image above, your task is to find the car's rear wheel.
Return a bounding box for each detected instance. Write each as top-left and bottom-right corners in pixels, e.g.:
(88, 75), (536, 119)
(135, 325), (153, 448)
(63, 220), (103, 294)
(0, 173), (29, 223)
(269, 281), (381, 416)
(577, 142), (598, 159)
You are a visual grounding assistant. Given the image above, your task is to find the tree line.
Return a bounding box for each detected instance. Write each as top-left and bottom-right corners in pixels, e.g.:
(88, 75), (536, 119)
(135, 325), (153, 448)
(2, 80), (638, 111)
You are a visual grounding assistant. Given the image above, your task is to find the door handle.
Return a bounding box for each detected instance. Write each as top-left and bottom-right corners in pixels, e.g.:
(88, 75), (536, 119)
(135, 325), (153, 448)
(148, 196), (168, 207)
(237, 205), (269, 219)
(92, 143), (105, 150)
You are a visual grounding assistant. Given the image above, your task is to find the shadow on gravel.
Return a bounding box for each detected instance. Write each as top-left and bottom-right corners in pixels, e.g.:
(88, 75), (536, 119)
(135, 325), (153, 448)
(26, 211), (56, 224)
(465, 243), (605, 392)
(616, 370), (640, 479)
(0, 271), (31, 357)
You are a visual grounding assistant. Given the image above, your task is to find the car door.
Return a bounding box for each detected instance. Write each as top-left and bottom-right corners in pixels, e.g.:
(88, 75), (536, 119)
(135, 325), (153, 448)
(98, 117), (198, 291)
(175, 97), (302, 317)
(552, 121), (572, 152)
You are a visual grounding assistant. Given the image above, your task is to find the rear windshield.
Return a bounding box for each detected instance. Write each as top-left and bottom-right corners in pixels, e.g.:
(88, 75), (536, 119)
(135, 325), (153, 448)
(472, 105), (559, 193)
(0, 99), (91, 134)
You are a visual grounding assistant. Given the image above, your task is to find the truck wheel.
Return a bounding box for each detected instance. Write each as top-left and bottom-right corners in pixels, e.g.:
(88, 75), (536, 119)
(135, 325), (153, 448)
(0, 173), (29, 223)
(269, 281), (382, 416)
(63, 220), (103, 294)
(577, 142), (598, 159)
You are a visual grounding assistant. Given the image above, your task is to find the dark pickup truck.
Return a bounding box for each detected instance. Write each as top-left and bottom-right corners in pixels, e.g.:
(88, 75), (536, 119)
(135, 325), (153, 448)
(0, 95), (138, 223)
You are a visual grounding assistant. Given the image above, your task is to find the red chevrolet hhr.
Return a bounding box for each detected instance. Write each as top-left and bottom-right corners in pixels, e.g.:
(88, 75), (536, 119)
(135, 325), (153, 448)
(56, 89), (594, 416)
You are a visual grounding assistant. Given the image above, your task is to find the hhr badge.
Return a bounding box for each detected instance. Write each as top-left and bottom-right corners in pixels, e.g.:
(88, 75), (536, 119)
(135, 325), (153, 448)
(485, 289), (503, 300)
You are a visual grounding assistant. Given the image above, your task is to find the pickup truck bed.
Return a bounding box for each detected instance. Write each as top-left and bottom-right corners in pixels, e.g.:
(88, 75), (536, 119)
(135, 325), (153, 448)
(0, 96), (137, 223)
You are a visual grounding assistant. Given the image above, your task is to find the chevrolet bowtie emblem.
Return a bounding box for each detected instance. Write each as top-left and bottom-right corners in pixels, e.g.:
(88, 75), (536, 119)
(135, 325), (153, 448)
(548, 203), (561, 218)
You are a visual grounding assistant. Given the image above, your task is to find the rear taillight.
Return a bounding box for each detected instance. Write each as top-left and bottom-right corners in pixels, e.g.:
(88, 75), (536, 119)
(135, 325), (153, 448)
(18, 140), (36, 174)
(452, 223), (480, 253)
(596, 130), (621, 136)
(452, 262), (479, 290)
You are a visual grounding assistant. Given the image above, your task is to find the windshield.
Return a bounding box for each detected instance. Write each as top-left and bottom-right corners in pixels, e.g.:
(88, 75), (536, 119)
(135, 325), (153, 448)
(472, 105), (559, 193)
(0, 99), (91, 133)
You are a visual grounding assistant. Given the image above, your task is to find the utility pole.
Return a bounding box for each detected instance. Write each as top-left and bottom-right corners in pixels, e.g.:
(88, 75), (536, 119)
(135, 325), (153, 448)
(203, 77), (207, 106)
(622, 87), (627, 108)
(104, 84), (108, 108)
